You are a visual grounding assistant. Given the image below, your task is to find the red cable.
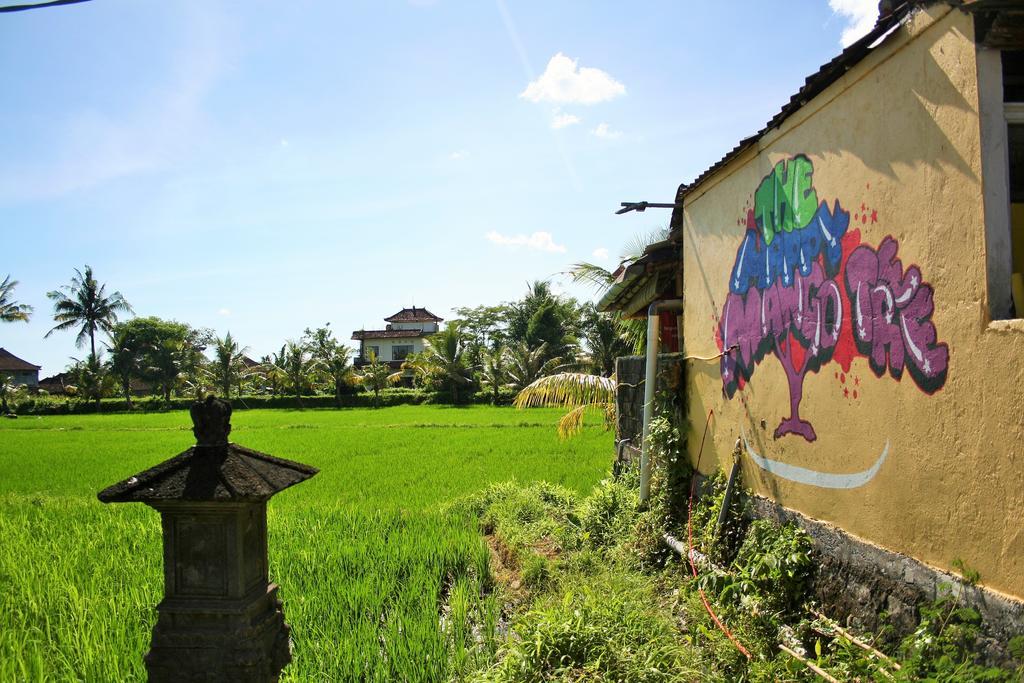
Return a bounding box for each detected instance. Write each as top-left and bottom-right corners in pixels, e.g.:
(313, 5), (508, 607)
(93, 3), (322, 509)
(687, 408), (753, 660)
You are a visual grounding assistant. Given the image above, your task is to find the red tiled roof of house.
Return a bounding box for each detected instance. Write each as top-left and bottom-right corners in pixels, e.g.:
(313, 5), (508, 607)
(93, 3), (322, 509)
(384, 306), (443, 323)
(351, 329), (426, 340)
(0, 348), (40, 371)
(39, 372), (72, 386)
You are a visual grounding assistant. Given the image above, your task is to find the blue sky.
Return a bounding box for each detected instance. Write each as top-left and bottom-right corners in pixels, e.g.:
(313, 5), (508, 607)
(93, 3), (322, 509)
(1, 0), (876, 376)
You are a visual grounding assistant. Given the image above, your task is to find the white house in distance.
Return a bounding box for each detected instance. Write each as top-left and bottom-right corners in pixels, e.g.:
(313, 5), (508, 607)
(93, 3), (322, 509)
(352, 307), (443, 369)
(0, 348), (40, 388)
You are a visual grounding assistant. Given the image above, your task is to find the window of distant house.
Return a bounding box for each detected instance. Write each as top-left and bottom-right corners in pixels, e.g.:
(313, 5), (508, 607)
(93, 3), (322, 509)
(366, 345), (380, 359)
(1004, 50), (1024, 318)
(392, 345), (413, 361)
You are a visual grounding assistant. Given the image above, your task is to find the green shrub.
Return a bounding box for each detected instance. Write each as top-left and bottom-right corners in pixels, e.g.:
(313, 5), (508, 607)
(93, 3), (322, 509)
(473, 569), (705, 682)
(520, 554), (553, 589)
(731, 519), (813, 616)
(578, 477), (638, 550)
(898, 584), (1015, 681)
(450, 481), (581, 567)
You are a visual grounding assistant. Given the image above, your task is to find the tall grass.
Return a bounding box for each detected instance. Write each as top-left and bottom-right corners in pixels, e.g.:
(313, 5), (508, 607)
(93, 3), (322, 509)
(0, 406), (612, 681)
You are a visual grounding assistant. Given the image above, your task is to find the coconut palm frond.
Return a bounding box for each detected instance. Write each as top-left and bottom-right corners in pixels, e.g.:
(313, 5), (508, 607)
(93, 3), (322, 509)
(556, 404), (598, 439)
(0, 275), (32, 323)
(513, 372), (616, 410)
(45, 265), (132, 357)
(565, 262), (616, 292)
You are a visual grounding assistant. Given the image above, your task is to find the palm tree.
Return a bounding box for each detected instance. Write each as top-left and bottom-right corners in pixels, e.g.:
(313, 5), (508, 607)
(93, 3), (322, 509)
(322, 345), (353, 407)
(46, 266), (133, 360)
(400, 351), (435, 389)
(261, 349), (288, 397)
(70, 353), (110, 410)
(354, 351), (400, 407)
(582, 308), (631, 377)
(0, 374), (26, 414)
(421, 324), (474, 403)
(104, 327), (141, 408)
(0, 275), (32, 323)
(278, 341), (319, 405)
(565, 227), (671, 355)
(478, 346), (507, 405)
(211, 332), (248, 399)
(147, 338), (193, 402)
(504, 341), (563, 391)
(514, 372), (616, 439)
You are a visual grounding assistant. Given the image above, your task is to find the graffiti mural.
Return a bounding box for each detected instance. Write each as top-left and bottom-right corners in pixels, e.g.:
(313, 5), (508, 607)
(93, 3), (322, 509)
(717, 155), (949, 442)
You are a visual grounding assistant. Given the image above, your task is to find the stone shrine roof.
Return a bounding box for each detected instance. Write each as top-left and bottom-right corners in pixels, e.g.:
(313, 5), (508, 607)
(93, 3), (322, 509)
(98, 396), (318, 503)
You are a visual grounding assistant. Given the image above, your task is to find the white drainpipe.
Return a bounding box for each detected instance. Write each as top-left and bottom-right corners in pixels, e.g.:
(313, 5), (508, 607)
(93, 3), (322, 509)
(640, 299), (684, 503)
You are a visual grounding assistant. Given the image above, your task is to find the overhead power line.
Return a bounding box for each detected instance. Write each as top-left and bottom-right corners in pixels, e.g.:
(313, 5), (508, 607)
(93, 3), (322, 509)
(0, 0), (92, 13)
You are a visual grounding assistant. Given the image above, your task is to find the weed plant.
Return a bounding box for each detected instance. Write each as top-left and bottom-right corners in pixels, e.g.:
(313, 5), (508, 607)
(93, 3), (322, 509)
(458, 417), (1023, 682)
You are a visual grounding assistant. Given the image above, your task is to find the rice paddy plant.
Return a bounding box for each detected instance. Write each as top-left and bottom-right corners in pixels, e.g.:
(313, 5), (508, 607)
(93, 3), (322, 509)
(0, 405), (612, 681)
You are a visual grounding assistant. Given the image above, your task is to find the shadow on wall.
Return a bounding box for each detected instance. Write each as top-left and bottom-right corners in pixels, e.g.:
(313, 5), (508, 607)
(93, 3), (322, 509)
(686, 355), (786, 506)
(792, 21), (978, 184)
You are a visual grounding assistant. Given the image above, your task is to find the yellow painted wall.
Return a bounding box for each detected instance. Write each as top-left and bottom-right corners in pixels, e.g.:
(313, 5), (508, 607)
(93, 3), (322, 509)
(681, 6), (1024, 600)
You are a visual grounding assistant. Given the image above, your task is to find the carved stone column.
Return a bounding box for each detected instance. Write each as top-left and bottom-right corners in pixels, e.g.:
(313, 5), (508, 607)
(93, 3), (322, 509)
(98, 396), (318, 682)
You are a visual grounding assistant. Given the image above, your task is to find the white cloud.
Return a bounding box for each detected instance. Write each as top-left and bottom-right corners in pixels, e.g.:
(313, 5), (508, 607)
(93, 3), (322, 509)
(520, 53), (625, 105)
(448, 150), (469, 161)
(551, 112), (581, 129)
(591, 122), (622, 139)
(829, 0), (878, 47)
(486, 230), (567, 253)
(592, 247), (610, 261)
(218, 308), (231, 317)
(279, 138), (290, 148)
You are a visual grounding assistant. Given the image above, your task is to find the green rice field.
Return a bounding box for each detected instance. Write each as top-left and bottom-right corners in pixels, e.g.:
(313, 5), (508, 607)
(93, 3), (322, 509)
(0, 405), (613, 682)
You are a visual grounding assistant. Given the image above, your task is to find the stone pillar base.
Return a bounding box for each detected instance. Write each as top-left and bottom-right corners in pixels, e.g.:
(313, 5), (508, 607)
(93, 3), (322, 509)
(145, 584), (292, 682)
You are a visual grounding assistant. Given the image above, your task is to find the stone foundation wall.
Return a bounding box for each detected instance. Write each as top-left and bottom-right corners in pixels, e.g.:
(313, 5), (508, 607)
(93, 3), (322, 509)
(615, 353), (684, 447)
(750, 496), (1024, 667)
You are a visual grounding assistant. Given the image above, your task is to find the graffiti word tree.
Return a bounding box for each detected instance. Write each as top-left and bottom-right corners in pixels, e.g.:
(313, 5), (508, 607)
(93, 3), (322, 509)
(717, 155), (949, 442)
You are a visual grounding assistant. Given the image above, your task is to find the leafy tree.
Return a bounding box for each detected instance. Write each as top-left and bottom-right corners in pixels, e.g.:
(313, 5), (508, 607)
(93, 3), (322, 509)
(0, 275), (32, 323)
(477, 346), (507, 405)
(211, 332), (249, 399)
(354, 351), (400, 407)
(451, 304), (510, 368)
(45, 265), (132, 359)
(302, 325), (336, 364)
(421, 323), (474, 403)
(506, 280), (581, 362)
(110, 317), (201, 402)
(505, 341), (563, 391)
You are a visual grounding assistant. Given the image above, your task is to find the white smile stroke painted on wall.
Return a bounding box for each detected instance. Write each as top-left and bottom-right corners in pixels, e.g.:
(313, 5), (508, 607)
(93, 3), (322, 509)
(741, 430), (890, 489)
